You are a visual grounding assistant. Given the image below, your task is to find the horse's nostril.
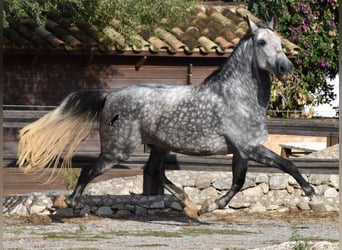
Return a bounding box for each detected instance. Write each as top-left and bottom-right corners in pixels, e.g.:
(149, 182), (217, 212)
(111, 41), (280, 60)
(278, 61), (292, 75)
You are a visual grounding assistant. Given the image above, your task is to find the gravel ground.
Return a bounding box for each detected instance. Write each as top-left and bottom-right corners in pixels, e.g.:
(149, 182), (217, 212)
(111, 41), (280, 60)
(3, 211), (339, 250)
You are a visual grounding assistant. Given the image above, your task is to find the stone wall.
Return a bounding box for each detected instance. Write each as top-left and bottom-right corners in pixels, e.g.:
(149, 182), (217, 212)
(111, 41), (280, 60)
(3, 171), (339, 217)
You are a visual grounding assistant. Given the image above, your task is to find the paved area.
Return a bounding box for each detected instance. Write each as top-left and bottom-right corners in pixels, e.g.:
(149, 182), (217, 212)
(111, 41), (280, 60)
(3, 211), (339, 249)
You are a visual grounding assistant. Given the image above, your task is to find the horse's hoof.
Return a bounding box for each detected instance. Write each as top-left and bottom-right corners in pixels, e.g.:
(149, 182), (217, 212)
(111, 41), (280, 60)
(53, 195), (68, 209)
(199, 199), (218, 215)
(309, 194), (325, 211)
(183, 199), (199, 219)
(64, 196), (79, 209)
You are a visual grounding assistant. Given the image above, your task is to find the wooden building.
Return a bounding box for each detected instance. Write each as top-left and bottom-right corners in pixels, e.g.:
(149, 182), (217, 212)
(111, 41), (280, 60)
(3, 3), (339, 194)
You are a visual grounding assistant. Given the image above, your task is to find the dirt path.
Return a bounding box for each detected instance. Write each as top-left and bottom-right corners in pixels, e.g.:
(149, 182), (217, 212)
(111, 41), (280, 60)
(3, 211), (339, 249)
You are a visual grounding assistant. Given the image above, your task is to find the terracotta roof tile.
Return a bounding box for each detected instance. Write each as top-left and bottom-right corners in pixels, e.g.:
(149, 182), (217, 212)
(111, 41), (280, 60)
(3, 3), (300, 56)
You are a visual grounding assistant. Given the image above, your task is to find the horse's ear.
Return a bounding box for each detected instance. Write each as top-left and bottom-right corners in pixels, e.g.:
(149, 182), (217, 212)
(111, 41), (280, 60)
(246, 15), (258, 32)
(268, 16), (277, 30)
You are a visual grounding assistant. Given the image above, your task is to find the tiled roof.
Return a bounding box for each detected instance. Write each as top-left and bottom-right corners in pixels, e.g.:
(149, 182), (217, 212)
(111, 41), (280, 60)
(3, 3), (300, 56)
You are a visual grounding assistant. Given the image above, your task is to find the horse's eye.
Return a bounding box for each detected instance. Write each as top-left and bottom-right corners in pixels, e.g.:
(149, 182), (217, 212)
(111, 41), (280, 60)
(258, 39), (266, 47)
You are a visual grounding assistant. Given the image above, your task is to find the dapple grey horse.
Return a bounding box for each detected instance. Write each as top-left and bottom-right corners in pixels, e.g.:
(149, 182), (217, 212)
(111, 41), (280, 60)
(18, 17), (315, 218)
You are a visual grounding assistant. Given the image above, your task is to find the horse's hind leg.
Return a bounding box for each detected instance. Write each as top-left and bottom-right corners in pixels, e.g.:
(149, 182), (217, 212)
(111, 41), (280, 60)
(67, 154), (116, 208)
(144, 146), (199, 218)
(143, 145), (168, 195)
(200, 153), (248, 214)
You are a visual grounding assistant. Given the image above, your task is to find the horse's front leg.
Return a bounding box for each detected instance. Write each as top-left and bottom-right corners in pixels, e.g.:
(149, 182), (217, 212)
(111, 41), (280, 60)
(200, 153), (248, 214)
(247, 145), (315, 196)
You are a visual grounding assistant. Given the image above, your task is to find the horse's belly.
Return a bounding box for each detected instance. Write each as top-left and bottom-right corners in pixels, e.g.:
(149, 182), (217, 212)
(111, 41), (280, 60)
(142, 132), (230, 156)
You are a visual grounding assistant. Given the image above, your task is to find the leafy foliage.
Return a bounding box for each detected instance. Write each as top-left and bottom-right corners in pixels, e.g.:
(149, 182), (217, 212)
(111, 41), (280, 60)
(4, 0), (338, 117)
(3, 0), (195, 41)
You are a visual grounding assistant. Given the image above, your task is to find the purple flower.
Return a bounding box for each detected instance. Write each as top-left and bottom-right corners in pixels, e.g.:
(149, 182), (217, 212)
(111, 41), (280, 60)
(320, 61), (330, 68)
(302, 22), (309, 30)
(329, 20), (336, 26)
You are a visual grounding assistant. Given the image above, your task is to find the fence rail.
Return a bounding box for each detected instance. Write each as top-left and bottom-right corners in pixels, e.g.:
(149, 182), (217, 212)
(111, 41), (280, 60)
(3, 107), (339, 194)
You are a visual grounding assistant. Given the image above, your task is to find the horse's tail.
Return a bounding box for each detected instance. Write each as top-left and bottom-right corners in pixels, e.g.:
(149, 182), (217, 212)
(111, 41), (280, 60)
(17, 91), (108, 173)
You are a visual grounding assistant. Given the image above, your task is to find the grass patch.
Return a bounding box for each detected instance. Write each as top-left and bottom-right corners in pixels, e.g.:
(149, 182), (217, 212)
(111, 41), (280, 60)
(290, 226), (309, 250)
(43, 232), (107, 241)
(111, 230), (183, 238)
(182, 227), (254, 236)
(110, 227), (255, 238)
(39, 226), (255, 241)
(134, 244), (169, 248)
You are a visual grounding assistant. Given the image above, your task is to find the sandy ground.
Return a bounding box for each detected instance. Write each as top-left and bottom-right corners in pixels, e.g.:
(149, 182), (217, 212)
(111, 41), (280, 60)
(3, 210), (339, 250)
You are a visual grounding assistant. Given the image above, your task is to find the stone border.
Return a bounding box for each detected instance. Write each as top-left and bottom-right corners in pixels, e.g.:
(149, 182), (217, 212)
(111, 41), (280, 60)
(3, 171), (339, 217)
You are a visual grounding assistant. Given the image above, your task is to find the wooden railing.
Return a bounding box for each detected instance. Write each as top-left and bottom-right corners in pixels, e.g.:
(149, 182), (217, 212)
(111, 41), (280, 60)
(3, 107), (339, 173)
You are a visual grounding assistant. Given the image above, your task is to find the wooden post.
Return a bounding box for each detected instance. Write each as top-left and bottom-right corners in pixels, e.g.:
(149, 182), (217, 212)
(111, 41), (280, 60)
(187, 63), (193, 85)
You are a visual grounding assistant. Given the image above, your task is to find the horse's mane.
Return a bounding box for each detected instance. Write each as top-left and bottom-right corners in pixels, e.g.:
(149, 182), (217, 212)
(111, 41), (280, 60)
(201, 21), (271, 87)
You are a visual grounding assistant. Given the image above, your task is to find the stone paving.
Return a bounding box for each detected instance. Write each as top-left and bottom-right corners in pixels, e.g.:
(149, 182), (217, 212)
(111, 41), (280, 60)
(3, 145), (340, 249)
(3, 145), (339, 217)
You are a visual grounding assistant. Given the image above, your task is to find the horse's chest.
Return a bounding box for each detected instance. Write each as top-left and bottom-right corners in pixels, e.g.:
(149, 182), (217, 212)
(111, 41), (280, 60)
(223, 105), (268, 146)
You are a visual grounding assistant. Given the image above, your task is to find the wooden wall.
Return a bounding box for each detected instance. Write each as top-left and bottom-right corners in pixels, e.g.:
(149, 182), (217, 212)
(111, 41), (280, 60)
(3, 53), (226, 166)
(4, 54), (226, 106)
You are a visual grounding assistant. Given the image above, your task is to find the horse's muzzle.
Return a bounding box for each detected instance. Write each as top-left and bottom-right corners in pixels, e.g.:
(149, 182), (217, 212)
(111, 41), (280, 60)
(275, 58), (293, 83)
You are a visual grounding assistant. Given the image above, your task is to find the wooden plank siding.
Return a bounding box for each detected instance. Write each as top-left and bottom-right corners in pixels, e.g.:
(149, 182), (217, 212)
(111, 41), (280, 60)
(3, 54), (339, 194)
(4, 54), (223, 106)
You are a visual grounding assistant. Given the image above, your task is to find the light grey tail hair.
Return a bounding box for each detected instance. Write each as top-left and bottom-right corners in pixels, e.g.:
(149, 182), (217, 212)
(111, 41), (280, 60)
(17, 91), (107, 173)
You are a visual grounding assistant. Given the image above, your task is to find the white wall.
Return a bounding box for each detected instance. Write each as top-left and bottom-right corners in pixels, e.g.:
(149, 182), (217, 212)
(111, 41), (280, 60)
(306, 75), (339, 117)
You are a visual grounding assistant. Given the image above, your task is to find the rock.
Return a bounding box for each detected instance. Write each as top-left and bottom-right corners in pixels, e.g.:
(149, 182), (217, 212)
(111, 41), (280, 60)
(96, 206), (113, 216)
(53, 195), (68, 209)
(55, 208), (74, 217)
(242, 176), (256, 190)
(324, 204), (335, 212)
(269, 175), (288, 190)
(29, 204), (47, 214)
(8, 203), (28, 216)
(212, 179), (231, 190)
(309, 174), (330, 186)
(195, 177), (211, 190)
(311, 241), (339, 250)
(255, 174), (268, 184)
(79, 206), (91, 216)
(287, 185), (295, 194)
(24, 196), (34, 207)
(249, 203), (266, 213)
(184, 186), (200, 202)
(169, 202), (182, 211)
(324, 188), (338, 198)
(329, 175), (339, 189)
(242, 185), (263, 197)
(259, 183), (269, 194)
(135, 206), (147, 215)
(266, 204), (279, 210)
(200, 187), (218, 202)
(277, 207), (289, 213)
(115, 210), (132, 217)
(309, 200), (326, 212)
(297, 201), (310, 211)
(212, 208), (236, 215)
(150, 201), (165, 209)
(229, 201), (251, 209)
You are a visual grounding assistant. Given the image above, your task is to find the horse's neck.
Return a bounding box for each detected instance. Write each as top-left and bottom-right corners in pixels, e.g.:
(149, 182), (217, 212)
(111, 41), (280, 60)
(204, 39), (271, 108)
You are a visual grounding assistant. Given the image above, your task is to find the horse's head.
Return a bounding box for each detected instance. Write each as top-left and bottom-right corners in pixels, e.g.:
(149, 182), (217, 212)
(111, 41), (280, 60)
(247, 16), (293, 82)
